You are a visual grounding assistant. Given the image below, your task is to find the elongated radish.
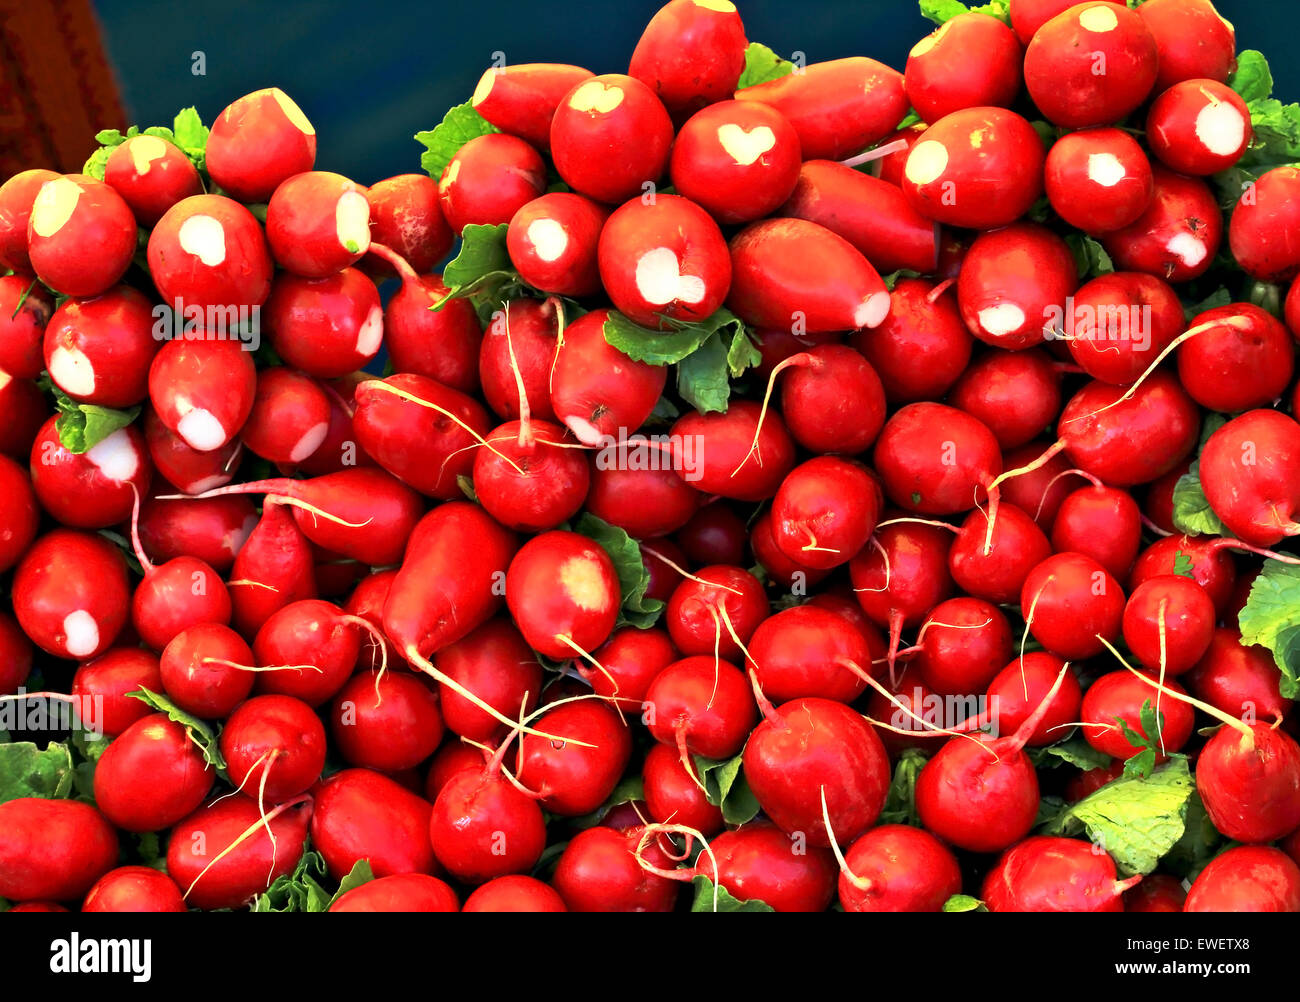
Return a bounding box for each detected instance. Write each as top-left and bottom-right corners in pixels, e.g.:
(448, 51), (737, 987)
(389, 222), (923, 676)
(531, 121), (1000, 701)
(27, 175), (136, 297)
(1138, 0), (1238, 91)
(478, 297), (559, 422)
(983, 837), (1134, 912)
(471, 63), (595, 151)
(147, 194), (274, 310)
(264, 267), (383, 378)
(506, 193), (608, 296)
(94, 713), (213, 832)
(134, 494), (253, 577)
(310, 768), (435, 880)
(853, 278), (972, 403)
(629, 0), (746, 115)
(227, 502), (316, 637)
(205, 88), (316, 203)
(12, 529), (128, 659)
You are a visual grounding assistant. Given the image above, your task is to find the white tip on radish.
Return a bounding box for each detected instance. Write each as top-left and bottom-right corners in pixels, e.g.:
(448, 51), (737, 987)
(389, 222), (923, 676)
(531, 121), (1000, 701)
(978, 303), (1027, 337)
(48, 345), (96, 397)
(62, 611), (100, 658)
(179, 215), (227, 267)
(635, 247), (705, 306)
(85, 428), (141, 483)
(1195, 99), (1246, 155)
(906, 141), (949, 186)
(127, 134), (169, 175)
(271, 88), (316, 136)
(335, 190), (371, 255)
(30, 177), (81, 238)
(560, 555), (615, 612)
(1079, 4), (1119, 31)
(1167, 232), (1208, 268)
(471, 70), (496, 107)
(562, 414), (605, 447)
(356, 304), (384, 357)
(1086, 152), (1128, 187)
(716, 124), (777, 166)
(177, 408), (229, 452)
(526, 217), (570, 262)
(692, 0), (736, 12)
(439, 159), (461, 195)
(909, 20), (951, 58)
(569, 80), (624, 114)
(289, 421), (330, 463)
(854, 292), (891, 330)
(0, 371), (9, 392)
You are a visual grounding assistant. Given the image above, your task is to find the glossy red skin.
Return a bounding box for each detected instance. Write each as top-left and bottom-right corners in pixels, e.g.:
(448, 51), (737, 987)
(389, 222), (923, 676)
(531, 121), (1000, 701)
(168, 796), (311, 910)
(752, 325), (838, 379)
(264, 268), (383, 378)
(664, 565), (767, 659)
(104, 135), (203, 227)
(550, 74), (674, 204)
(27, 175), (136, 297)
(986, 653), (1082, 746)
(1065, 271), (1184, 385)
(913, 597), (1014, 697)
(505, 530), (619, 659)
(1144, 460), (1191, 535)
(12, 529), (129, 660)
(677, 503), (748, 566)
(645, 655), (756, 759)
(518, 701), (631, 816)
(851, 521), (954, 630)
(1051, 485), (1142, 581)
(477, 297), (559, 422)
(867, 665), (951, 756)
(1102, 167), (1222, 282)
(310, 769), (436, 880)
(1010, 0), (1125, 42)
(749, 605), (873, 705)
(703, 822), (838, 913)
(239, 367), (330, 465)
(852, 279), (972, 403)
(160, 622), (256, 718)
(1081, 670), (1194, 760)
(263, 175), (375, 276)
(949, 502), (1051, 604)
(958, 224), (1078, 349)
(671, 400), (796, 502)
(1066, 760), (1125, 802)
(94, 713), (213, 832)
(641, 741), (723, 836)
(1180, 304), (1294, 412)
(983, 837), (1124, 912)
(506, 193), (607, 296)
(437, 617), (541, 741)
(1148, 79), (1250, 175)
(950, 349), (1061, 450)
(29, 418), (151, 528)
(1138, 0), (1237, 92)
(147, 194), (274, 310)
(750, 511), (831, 591)
(329, 873), (459, 912)
(582, 626), (677, 706)
(249, 601), (358, 707)
(1021, 552), (1125, 660)
(726, 218), (889, 333)
(290, 374), (377, 477)
(1131, 535), (1237, 617)
(148, 338), (256, 453)
(902, 107), (1044, 229)
(838, 824), (962, 913)
(874, 403), (1001, 515)
(628, 0), (745, 114)
(438, 133), (546, 235)
(1201, 410), (1300, 546)
(771, 457), (880, 570)
(1187, 628), (1292, 724)
(0, 168), (59, 271)
(228, 503), (316, 638)
(429, 765), (547, 883)
(0, 374), (44, 464)
(549, 308), (668, 446)
(144, 410), (243, 495)
(906, 13), (1022, 123)
(205, 88), (316, 203)
(70, 648), (163, 737)
(462, 874), (565, 912)
(1185, 846), (1300, 912)
(0, 454), (38, 574)
(1198, 722), (1300, 843)
(132, 555), (231, 652)
(1122, 575), (1216, 675)
(0, 798), (118, 901)
(1058, 372), (1200, 486)
(1124, 873), (1186, 913)
(779, 344), (886, 455)
(586, 445), (702, 539)
(735, 57), (907, 161)
(553, 825), (679, 912)
(82, 866), (186, 912)
(0, 275), (54, 379)
(745, 697), (889, 848)
(220, 695), (326, 801)
(471, 63), (595, 151)
(363, 174), (453, 277)
(425, 743), (486, 802)
(343, 569), (402, 672)
(1045, 128), (1154, 234)
(474, 421), (589, 532)
(331, 671), (443, 772)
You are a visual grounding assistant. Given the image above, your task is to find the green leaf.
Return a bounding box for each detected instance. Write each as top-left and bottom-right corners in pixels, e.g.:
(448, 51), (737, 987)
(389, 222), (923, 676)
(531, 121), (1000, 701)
(1029, 736), (1112, 772)
(171, 107), (209, 162)
(252, 848), (334, 912)
(52, 389), (140, 455)
(725, 325), (761, 378)
(456, 474), (479, 503)
(414, 102), (499, 182)
(572, 775), (644, 830)
(1229, 50), (1274, 105)
(602, 307), (747, 366)
(879, 748), (927, 826)
(1172, 466), (1228, 537)
(441, 222), (511, 290)
(0, 742), (75, 803)
(881, 268), (922, 291)
(126, 688), (228, 774)
(573, 513), (664, 629)
(676, 331), (731, 414)
(1117, 700), (1187, 780)
(735, 42), (794, 90)
(1065, 234), (1115, 281)
(1182, 287), (1232, 322)
(326, 858), (375, 908)
(1238, 561), (1300, 700)
(692, 753), (761, 825)
(690, 875), (775, 912)
(71, 729), (110, 802)
(918, 0), (1010, 26)
(1173, 551), (1196, 579)
(1159, 791), (1222, 881)
(943, 894), (988, 913)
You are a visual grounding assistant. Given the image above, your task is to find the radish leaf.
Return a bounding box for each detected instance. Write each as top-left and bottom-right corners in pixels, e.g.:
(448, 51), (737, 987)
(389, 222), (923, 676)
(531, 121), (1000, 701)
(126, 687), (228, 775)
(942, 894), (988, 912)
(691, 876), (774, 912)
(1029, 737), (1112, 772)
(0, 742), (75, 804)
(880, 747), (927, 826)
(252, 848), (335, 912)
(676, 331), (730, 413)
(572, 775), (644, 830)
(736, 42), (794, 90)
(1239, 561), (1300, 699)
(692, 752), (760, 825)
(415, 102), (499, 182)
(574, 513), (664, 628)
(51, 388), (140, 455)
(919, 0), (1010, 27)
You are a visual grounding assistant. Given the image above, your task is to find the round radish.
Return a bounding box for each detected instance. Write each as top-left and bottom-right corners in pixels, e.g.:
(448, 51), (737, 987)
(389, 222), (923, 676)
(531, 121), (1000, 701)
(837, 824), (961, 912)
(696, 822), (838, 912)
(676, 504), (748, 565)
(645, 654), (756, 760)
(129, 523), (231, 654)
(205, 87), (316, 203)
(1198, 721), (1300, 843)
(429, 757), (547, 884)
(670, 400), (795, 501)
(983, 837), (1131, 912)
(641, 742), (724, 837)
(1147, 78), (1251, 176)
(949, 502), (1052, 604)
(331, 671), (443, 772)
(1181, 303), (1294, 413)
(82, 866), (186, 913)
(949, 349), (1062, 450)
(0, 275), (54, 380)
(71, 649), (162, 738)
(12, 529), (128, 659)
(1064, 271), (1184, 385)
(471, 63), (594, 151)
(0, 454), (38, 574)
(104, 134), (204, 227)
(1081, 670), (1194, 759)
(874, 402), (1001, 515)
(331, 874), (460, 912)
(985, 652), (1082, 746)
(0, 168), (59, 271)
(1200, 409), (1300, 546)
(770, 457), (879, 570)
(264, 267), (383, 378)
(1022, 552), (1125, 660)
(1124, 874), (1187, 913)
(853, 278), (972, 403)
(29, 418), (151, 528)
(1131, 535), (1237, 617)
(1122, 574), (1216, 675)
(266, 171), (370, 277)
(1050, 483), (1142, 581)
(252, 599), (362, 707)
(1186, 846), (1300, 912)
(93, 713), (213, 831)
(628, 0), (746, 114)
(517, 700), (632, 815)
(0, 799), (118, 902)
(1044, 127), (1154, 234)
(0, 375), (51, 460)
(148, 338), (256, 453)
(437, 617), (541, 741)
(958, 223), (1078, 350)
(552, 825), (678, 912)
(160, 622), (256, 718)
(506, 193), (608, 296)
(581, 626), (677, 706)
(586, 443), (702, 538)
(43, 286), (159, 407)
(475, 420), (589, 532)
(363, 174), (453, 277)
(137, 492), (255, 572)
(380, 267), (481, 395)
(461, 875), (562, 913)
(1138, 0), (1238, 91)
(1009, 0), (1125, 43)
(0, 612), (33, 697)
(506, 530), (619, 659)
(777, 344), (885, 455)
(749, 604), (875, 705)
(239, 366), (331, 465)
(905, 13), (1022, 123)
(27, 175), (136, 297)
(1101, 166), (1222, 282)
(998, 441), (1078, 530)
(438, 134), (547, 234)
(913, 597), (1014, 697)
(664, 565), (766, 659)
(147, 194), (274, 310)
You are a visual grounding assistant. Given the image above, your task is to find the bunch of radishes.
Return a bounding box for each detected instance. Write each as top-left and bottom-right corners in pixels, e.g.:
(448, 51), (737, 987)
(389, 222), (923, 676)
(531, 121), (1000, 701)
(2, 0), (1300, 915)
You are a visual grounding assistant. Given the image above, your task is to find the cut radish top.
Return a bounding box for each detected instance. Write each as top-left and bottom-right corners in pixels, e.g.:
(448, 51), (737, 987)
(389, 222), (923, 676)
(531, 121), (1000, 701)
(569, 80), (624, 113)
(29, 177), (80, 237)
(716, 123), (776, 165)
(178, 215), (227, 266)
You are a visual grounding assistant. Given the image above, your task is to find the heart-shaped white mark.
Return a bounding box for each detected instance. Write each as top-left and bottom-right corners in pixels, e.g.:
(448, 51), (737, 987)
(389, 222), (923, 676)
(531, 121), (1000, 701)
(717, 123), (777, 166)
(569, 81), (624, 114)
(636, 247), (707, 306)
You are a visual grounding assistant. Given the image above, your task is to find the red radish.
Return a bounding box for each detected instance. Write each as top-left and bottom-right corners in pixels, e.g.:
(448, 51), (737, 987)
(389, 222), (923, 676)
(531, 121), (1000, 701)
(957, 223), (1077, 349)
(865, 664), (951, 756)
(226, 502), (316, 637)
(873, 403), (1001, 515)
(478, 297), (559, 422)
(437, 617), (541, 741)
(1131, 535), (1237, 617)
(580, 626), (677, 706)
(93, 713), (213, 831)
(461, 875), (565, 913)
(1045, 127), (1154, 234)
(160, 622), (256, 718)
(438, 134), (546, 234)
(586, 442), (701, 539)
(425, 742), (487, 802)
(0, 454), (38, 574)
(252, 600), (365, 707)
(745, 695), (889, 848)
(0, 275), (54, 380)
(330, 873), (460, 912)
(751, 510), (832, 592)
(1010, 0), (1125, 44)
(1081, 670), (1194, 759)
(43, 287), (160, 407)
(986, 653), (1081, 746)
(837, 824), (961, 913)
(751, 325), (832, 379)
(912, 597), (1014, 697)
(344, 569), (401, 672)
(331, 671), (443, 772)
(726, 218), (889, 332)
(1179, 303), (1295, 412)
(0, 168), (59, 271)
(71, 648), (163, 737)
(1064, 271), (1184, 385)
(0, 798), (118, 902)
(1051, 482), (1142, 581)
(597, 194), (731, 328)
(104, 134), (203, 227)
(1022, 552), (1124, 660)
(905, 13), (1022, 123)
(517, 700), (632, 815)
(770, 456), (880, 569)
(205, 88), (316, 203)
(549, 308), (667, 446)
(553, 825), (679, 912)
(363, 174), (453, 277)
(670, 400), (796, 501)
(1236, 170), (1300, 278)
(1124, 873), (1186, 912)
(366, 266), (480, 397)
(1200, 410), (1300, 546)
(679, 822), (838, 912)
(29, 418), (151, 529)
(1102, 167), (1222, 282)
(748, 604), (875, 704)
(82, 866), (186, 913)
(471, 63), (595, 151)
(642, 742), (724, 836)
(853, 278), (972, 403)
(1024, 3), (1158, 128)
(264, 267), (383, 378)
(676, 503), (748, 565)
(267, 170), (372, 276)
(219, 694), (326, 801)
(670, 100), (803, 226)
(239, 367), (331, 465)
(149, 338), (256, 453)
(664, 565), (766, 659)
(0, 374), (45, 472)
(168, 795), (311, 910)
(949, 503), (1052, 604)
(1185, 846), (1300, 912)
(505, 530), (619, 659)
(645, 654), (756, 762)
(949, 349), (1062, 450)
(147, 194), (274, 310)
(12, 529), (128, 659)
(1138, 0), (1238, 91)
(735, 57), (907, 161)
(873, 122), (929, 187)
(550, 74), (674, 204)
(1198, 717), (1300, 843)
(1122, 575), (1216, 675)
(851, 521), (955, 667)
(0, 613), (31, 697)
(1144, 460), (1190, 535)
(26, 175), (136, 297)
(1147, 79), (1251, 176)
(1187, 628), (1292, 724)
(507, 193), (607, 296)
(1066, 760), (1125, 802)
(629, 0), (746, 115)
(983, 837), (1135, 912)
(310, 768), (436, 880)
(901, 107), (1044, 230)
(143, 410), (242, 496)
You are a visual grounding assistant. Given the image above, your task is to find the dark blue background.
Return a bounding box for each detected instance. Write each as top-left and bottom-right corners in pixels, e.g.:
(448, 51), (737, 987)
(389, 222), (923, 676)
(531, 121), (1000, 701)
(92, 0), (1296, 186)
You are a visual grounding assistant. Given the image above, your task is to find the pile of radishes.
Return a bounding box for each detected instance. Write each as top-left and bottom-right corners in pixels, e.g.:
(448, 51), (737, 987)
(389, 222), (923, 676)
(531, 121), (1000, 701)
(3, 0), (1300, 915)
